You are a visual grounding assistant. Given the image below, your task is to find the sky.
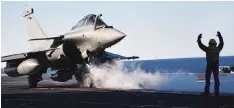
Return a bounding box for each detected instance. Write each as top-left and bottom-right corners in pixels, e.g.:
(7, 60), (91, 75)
(1, 1), (234, 60)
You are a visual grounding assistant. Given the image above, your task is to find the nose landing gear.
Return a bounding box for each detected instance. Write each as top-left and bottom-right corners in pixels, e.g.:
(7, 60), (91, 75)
(74, 64), (95, 88)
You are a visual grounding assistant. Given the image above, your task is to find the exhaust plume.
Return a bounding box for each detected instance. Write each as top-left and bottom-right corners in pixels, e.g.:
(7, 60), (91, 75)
(88, 60), (170, 89)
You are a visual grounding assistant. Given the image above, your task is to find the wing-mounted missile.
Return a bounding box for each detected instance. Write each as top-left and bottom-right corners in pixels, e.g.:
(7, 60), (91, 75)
(104, 51), (139, 60)
(126, 56), (139, 60)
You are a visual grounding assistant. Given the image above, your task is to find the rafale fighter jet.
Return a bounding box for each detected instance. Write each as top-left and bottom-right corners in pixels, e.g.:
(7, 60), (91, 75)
(1, 6), (139, 88)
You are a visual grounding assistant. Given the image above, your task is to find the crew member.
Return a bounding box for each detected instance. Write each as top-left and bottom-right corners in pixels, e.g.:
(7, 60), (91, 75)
(197, 31), (224, 96)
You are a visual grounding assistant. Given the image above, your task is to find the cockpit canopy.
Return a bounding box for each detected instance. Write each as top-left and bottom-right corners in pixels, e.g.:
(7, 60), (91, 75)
(71, 14), (107, 31)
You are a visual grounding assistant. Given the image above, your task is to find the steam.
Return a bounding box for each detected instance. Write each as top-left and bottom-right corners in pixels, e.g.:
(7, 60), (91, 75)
(88, 60), (170, 89)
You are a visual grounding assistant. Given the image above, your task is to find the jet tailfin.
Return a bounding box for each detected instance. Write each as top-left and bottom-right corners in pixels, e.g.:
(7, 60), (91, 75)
(23, 6), (48, 50)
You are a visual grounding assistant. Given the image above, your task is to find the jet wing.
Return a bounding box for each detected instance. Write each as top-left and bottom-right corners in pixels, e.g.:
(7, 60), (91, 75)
(1, 48), (58, 62)
(104, 51), (139, 60)
(1, 53), (26, 62)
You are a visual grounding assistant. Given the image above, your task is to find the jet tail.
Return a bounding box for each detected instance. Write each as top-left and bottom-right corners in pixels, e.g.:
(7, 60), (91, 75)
(23, 6), (48, 51)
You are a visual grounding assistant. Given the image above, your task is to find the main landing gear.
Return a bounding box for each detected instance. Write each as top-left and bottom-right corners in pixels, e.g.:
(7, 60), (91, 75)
(28, 72), (43, 88)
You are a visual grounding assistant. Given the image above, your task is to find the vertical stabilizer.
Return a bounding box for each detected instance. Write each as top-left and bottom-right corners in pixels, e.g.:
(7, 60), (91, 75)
(23, 5), (48, 51)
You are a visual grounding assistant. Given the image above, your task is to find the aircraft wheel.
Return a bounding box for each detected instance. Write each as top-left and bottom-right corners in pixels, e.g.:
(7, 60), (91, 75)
(28, 73), (42, 88)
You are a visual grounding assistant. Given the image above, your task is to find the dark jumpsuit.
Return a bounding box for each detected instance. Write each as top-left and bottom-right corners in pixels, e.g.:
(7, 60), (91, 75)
(197, 35), (224, 94)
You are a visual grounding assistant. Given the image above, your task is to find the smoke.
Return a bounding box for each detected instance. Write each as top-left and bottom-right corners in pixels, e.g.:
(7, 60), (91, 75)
(88, 60), (170, 90)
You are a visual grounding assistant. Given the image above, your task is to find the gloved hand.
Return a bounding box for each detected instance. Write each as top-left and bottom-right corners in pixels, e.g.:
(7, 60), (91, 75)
(197, 34), (202, 42)
(217, 31), (221, 37)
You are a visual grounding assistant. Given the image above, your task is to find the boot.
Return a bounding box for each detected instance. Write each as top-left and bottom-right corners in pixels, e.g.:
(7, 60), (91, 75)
(201, 91), (210, 96)
(215, 92), (219, 96)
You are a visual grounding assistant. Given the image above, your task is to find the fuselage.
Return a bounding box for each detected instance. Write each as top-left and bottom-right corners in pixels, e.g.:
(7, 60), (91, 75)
(46, 15), (126, 68)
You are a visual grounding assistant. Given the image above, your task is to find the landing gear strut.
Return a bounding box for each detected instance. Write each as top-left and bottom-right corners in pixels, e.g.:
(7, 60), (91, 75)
(28, 72), (43, 88)
(74, 64), (94, 88)
(74, 69), (85, 87)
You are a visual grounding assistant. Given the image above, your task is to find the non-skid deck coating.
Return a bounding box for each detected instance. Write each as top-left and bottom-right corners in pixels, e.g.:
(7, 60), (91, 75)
(2, 76), (234, 108)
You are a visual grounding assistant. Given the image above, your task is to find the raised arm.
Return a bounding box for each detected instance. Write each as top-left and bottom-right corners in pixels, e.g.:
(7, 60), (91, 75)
(197, 34), (208, 52)
(217, 31), (224, 51)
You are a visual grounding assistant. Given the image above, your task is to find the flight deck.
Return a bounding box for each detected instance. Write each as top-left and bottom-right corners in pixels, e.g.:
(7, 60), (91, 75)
(2, 75), (234, 108)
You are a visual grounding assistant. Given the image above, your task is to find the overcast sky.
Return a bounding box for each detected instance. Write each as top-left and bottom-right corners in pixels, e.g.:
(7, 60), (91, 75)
(1, 1), (234, 60)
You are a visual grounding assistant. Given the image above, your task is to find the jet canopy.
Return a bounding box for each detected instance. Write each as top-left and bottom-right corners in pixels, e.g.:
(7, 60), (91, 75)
(71, 14), (107, 31)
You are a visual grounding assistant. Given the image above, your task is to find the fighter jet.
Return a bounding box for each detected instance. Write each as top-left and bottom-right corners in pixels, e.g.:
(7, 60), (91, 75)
(1, 6), (139, 88)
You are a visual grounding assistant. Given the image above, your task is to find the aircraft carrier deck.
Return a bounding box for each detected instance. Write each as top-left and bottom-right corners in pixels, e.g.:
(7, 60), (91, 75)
(2, 75), (234, 108)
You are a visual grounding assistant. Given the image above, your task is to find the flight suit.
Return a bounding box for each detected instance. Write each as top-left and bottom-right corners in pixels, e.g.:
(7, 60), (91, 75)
(197, 32), (224, 96)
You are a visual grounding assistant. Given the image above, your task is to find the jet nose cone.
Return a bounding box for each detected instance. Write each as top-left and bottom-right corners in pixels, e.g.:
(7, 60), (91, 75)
(108, 29), (126, 43)
(116, 32), (126, 40)
(102, 29), (126, 47)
